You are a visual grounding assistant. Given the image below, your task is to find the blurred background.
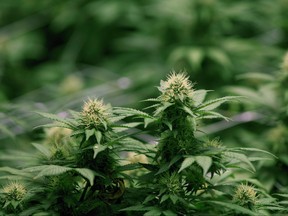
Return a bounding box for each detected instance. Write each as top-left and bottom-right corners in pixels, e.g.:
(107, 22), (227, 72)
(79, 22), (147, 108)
(0, 0), (288, 193)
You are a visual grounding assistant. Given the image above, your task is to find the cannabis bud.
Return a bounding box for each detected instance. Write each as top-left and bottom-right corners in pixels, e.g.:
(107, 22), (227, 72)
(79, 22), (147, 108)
(80, 98), (110, 129)
(45, 127), (72, 145)
(233, 183), (257, 210)
(3, 182), (27, 201)
(158, 72), (194, 103)
(159, 172), (181, 194)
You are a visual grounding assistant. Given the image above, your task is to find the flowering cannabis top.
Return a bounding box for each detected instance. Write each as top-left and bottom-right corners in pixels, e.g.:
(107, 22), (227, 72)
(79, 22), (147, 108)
(80, 98), (110, 129)
(3, 182), (27, 201)
(158, 72), (194, 103)
(233, 183), (258, 209)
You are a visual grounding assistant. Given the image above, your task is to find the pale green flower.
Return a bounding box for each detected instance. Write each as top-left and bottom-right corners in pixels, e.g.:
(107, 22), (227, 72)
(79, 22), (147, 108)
(159, 72), (194, 103)
(233, 183), (257, 209)
(81, 98), (110, 128)
(45, 127), (72, 145)
(204, 138), (222, 148)
(3, 182), (27, 201)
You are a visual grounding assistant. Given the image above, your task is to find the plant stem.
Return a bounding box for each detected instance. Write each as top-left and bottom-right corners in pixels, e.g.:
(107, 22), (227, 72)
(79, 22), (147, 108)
(79, 181), (90, 202)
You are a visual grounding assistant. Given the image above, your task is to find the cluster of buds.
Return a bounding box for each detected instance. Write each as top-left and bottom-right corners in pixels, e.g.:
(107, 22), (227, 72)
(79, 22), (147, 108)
(203, 138), (222, 148)
(158, 72), (194, 103)
(159, 172), (182, 194)
(2, 182), (27, 202)
(45, 127), (72, 145)
(44, 127), (72, 160)
(80, 98), (110, 129)
(233, 183), (258, 209)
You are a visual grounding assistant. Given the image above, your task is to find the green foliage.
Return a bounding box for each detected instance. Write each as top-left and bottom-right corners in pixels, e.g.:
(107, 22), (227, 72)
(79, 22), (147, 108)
(0, 72), (287, 215)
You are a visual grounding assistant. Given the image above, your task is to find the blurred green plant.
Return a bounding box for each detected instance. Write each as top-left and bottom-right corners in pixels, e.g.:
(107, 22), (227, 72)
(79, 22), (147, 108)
(226, 52), (288, 196)
(0, 0), (287, 102)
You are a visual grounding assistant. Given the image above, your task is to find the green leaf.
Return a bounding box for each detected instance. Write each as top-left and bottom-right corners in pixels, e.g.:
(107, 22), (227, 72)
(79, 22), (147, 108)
(224, 152), (255, 172)
(31, 213), (51, 216)
(163, 210), (177, 216)
(144, 104), (160, 110)
(34, 165), (72, 179)
(248, 157), (273, 162)
(197, 96), (241, 111)
(163, 120), (173, 131)
(155, 162), (170, 175)
(144, 208), (162, 216)
(198, 111), (229, 121)
(117, 163), (143, 172)
(195, 156), (212, 175)
(3, 200), (10, 208)
(160, 194), (170, 203)
(0, 167), (32, 178)
(156, 155), (181, 175)
(193, 90), (208, 106)
(113, 122), (142, 133)
(144, 117), (156, 128)
(121, 122), (142, 128)
(120, 205), (148, 211)
(0, 124), (14, 138)
(101, 119), (108, 130)
(279, 201), (288, 205)
(114, 107), (152, 119)
(70, 129), (85, 137)
(19, 206), (47, 216)
(11, 200), (19, 209)
(226, 87), (263, 104)
(154, 102), (173, 116)
(233, 147), (277, 158)
(74, 168), (103, 185)
(274, 193), (288, 198)
(93, 144), (108, 159)
(85, 128), (95, 141)
(181, 105), (196, 117)
(35, 112), (76, 129)
(237, 72), (275, 81)
(169, 194), (179, 204)
(34, 122), (72, 130)
(259, 206), (286, 211)
(207, 201), (258, 216)
(32, 143), (52, 158)
(178, 157), (195, 173)
(24, 165), (50, 173)
(109, 115), (128, 123)
(139, 163), (158, 171)
(95, 130), (102, 144)
(142, 98), (160, 102)
(143, 195), (155, 204)
(118, 137), (154, 154)
(257, 198), (277, 205)
(69, 110), (80, 119)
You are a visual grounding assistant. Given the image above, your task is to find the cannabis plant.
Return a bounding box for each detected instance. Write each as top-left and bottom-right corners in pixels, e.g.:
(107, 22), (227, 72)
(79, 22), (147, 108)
(0, 72), (286, 215)
(121, 72), (285, 215)
(0, 97), (149, 215)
